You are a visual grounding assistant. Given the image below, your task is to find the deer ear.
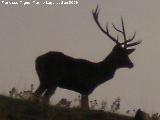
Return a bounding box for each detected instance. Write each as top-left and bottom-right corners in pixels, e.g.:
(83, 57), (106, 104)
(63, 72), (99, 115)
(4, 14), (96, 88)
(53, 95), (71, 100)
(127, 49), (135, 54)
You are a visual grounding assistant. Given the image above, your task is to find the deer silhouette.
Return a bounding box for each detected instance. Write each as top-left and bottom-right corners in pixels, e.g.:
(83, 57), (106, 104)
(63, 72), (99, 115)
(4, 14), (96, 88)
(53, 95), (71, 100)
(32, 6), (141, 109)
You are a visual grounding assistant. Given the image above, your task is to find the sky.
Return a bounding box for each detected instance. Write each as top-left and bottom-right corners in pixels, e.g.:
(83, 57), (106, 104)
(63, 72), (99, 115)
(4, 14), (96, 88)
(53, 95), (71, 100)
(0, 0), (160, 114)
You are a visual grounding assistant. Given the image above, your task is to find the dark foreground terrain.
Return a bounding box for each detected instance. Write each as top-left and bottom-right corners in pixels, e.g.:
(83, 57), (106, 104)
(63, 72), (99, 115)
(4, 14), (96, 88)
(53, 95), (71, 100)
(0, 95), (134, 120)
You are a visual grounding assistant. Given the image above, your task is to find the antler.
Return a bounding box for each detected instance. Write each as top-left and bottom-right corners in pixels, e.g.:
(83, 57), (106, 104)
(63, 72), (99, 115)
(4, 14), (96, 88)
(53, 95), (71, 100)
(92, 5), (141, 48)
(92, 5), (120, 45)
(112, 17), (141, 48)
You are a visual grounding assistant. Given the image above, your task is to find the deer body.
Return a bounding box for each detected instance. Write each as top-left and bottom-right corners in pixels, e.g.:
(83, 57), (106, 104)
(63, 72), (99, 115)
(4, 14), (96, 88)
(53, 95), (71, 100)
(36, 51), (120, 95)
(33, 6), (141, 109)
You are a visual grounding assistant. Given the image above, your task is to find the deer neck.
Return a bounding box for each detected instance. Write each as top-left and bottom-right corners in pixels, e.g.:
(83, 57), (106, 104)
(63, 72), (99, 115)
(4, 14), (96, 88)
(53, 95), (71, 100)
(97, 53), (119, 81)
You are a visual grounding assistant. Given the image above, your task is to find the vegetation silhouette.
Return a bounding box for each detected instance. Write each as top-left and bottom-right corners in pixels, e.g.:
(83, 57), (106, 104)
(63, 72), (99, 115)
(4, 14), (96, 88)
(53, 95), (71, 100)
(32, 5), (141, 109)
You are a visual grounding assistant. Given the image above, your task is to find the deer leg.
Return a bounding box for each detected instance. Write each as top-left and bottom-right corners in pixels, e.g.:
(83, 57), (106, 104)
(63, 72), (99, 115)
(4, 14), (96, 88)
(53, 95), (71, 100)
(30, 84), (46, 102)
(41, 87), (56, 104)
(81, 94), (89, 109)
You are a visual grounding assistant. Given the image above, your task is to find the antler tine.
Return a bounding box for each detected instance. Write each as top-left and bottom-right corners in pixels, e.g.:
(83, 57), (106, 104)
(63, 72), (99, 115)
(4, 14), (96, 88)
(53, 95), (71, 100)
(105, 23), (119, 44)
(127, 32), (136, 42)
(112, 24), (123, 33)
(92, 5), (120, 45)
(121, 17), (128, 46)
(126, 40), (142, 48)
(117, 35), (119, 41)
(121, 32), (136, 46)
(94, 5), (100, 18)
(106, 23), (109, 32)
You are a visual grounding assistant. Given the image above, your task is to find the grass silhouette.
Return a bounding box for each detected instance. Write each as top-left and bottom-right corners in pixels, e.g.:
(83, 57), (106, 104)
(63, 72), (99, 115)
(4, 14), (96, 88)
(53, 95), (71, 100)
(0, 95), (133, 120)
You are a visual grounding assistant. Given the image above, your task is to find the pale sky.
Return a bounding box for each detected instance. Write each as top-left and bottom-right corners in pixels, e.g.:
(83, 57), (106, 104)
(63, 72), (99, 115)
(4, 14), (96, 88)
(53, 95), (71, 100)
(0, 0), (160, 114)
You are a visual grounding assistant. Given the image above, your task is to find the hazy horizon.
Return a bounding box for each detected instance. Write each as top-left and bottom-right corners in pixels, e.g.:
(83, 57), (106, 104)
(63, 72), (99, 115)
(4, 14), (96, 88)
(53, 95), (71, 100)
(0, 0), (160, 114)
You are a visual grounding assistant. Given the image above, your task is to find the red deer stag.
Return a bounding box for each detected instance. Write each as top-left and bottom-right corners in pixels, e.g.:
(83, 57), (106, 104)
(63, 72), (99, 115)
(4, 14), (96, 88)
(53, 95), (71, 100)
(32, 6), (141, 109)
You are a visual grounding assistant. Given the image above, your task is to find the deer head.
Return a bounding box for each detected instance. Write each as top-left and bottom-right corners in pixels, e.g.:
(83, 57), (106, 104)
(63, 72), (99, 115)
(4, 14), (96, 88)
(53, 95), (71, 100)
(92, 5), (141, 68)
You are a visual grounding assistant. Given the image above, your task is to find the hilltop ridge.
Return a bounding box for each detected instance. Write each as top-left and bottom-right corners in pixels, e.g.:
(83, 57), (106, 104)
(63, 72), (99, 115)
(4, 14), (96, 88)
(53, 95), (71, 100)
(0, 95), (133, 120)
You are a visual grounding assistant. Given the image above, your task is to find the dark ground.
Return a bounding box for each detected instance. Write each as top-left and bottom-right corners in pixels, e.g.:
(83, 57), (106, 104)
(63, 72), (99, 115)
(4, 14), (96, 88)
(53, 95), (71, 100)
(0, 95), (134, 120)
